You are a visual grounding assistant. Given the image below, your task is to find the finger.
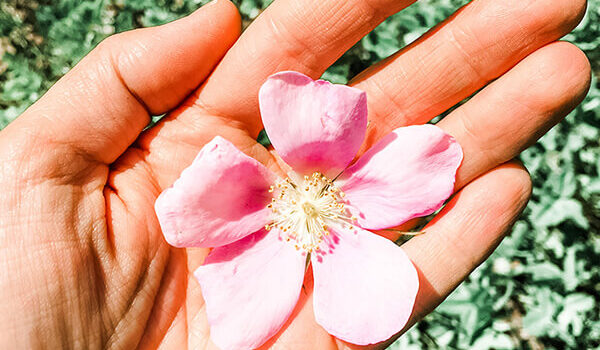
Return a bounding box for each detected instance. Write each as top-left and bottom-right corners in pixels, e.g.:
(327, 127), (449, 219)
(351, 0), (586, 148)
(404, 160), (532, 330)
(335, 161), (532, 350)
(135, 0), (417, 187)
(373, 40), (589, 244)
(438, 41), (591, 189)
(194, 0), (416, 135)
(0, 0), (241, 170)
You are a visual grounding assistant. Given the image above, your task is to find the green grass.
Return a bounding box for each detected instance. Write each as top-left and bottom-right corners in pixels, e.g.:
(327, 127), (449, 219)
(1, 0), (599, 348)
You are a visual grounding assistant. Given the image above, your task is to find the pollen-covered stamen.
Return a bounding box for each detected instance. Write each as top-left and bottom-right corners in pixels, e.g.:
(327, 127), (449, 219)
(265, 172), (357, 253)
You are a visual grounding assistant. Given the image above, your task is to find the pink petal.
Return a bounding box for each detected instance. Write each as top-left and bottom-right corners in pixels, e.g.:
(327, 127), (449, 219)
(338, 125), (463, 230)
(195, 229), (306, 350)
(311, 225), (418, 345)
(259, 71), (367, 177)
(154, 136), (276, 248)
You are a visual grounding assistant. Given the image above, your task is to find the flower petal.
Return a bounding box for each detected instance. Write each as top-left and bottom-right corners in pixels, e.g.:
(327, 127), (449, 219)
(195, 229), (306, 350)
(312, 226), (418, 345)
(155, 136), (276, 248)
(338, 125), (463, 230)
(259, 71), (367, 177)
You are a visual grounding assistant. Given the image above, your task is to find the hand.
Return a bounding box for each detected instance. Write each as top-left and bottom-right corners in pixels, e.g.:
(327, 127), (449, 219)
(0, 0), (590, 348)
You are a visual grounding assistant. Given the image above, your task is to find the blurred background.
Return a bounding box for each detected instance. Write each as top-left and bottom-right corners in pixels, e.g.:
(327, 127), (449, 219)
(0, 0), (599, 349)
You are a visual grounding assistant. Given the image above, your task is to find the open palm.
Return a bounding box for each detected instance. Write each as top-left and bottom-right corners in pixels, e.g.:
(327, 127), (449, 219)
(0, 0), (590, 349)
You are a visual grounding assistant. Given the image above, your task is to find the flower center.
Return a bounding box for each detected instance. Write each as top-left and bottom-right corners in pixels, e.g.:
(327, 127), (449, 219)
(265, 172), (356, 253)
(301, 202), (319, 218)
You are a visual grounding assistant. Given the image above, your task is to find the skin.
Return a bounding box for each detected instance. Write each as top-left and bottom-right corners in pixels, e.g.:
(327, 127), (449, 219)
(0, 0), (591, 348)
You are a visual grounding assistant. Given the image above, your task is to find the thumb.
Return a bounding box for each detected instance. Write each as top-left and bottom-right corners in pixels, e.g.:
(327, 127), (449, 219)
(1, 0), (240, 171)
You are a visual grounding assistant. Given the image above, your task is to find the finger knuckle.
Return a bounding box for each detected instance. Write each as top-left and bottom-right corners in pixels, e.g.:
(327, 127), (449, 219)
(94, 32), (134, 71)
(96, 32), (124, 54)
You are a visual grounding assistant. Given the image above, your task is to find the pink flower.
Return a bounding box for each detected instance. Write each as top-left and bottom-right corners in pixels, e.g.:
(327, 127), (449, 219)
(155, 71), (463, 349)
